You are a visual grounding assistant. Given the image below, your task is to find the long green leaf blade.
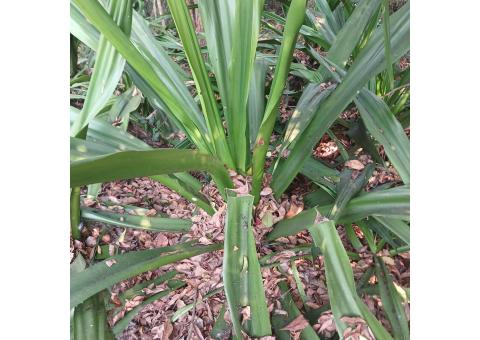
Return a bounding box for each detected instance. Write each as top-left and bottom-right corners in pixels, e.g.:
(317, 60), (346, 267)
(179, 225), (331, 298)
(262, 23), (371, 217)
(374, 256), (409, 339)
(71, 242), (221, 308)
(227, 0), (264, 171)
(72, 0), (212, 153)
(70, 141), (233, 199)
(81, 207), (192, 232)
(251, 0), (307, 201)
(71, 0), (132, 137)
(112, 281), (185, 336)
(72, 292), (114, 340)
(309, 221), (392, 339)
(71, 107), (215, 214)
(267, 186), (409, 240)
(166, 0), (234, 168)
(223, 190), (271, 338)
(271, 3), (410, 197)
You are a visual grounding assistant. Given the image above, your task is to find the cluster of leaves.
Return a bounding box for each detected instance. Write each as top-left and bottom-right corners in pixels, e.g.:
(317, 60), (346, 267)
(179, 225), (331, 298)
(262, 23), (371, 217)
(70, 0), (410, 338)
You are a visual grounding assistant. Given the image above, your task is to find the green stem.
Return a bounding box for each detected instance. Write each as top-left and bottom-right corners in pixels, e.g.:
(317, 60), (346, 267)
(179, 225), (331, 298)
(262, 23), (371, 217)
(70, 187), (82, 239)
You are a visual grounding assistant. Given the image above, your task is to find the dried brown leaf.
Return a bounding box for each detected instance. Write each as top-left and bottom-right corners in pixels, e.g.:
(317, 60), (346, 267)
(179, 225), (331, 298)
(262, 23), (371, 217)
(281, 314), (309, 332)
(345, 160), (365, 170)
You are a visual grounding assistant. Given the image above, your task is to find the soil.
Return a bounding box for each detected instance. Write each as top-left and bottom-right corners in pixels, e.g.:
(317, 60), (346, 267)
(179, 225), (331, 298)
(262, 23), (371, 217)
(71, 151), (410, 339)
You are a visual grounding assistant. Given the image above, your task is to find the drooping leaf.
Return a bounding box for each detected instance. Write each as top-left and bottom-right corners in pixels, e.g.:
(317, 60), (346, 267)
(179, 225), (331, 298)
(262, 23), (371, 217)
(81, 207), (192, 232)
(272, 281), (320, 340)
(374, 256), (410, 340)
(71, 242), (221, 308)
(267, 185), (409, 240)
(309, 221), (392, 339)
(112, 281), (185, 336)
(271, 3), (410, 197)
(70, 108), (215, 213)
(70, 139), (233, 199)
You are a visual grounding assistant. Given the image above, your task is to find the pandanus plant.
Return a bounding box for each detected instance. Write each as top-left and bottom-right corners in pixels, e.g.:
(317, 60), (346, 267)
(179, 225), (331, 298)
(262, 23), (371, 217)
(70, 0), (410, 338)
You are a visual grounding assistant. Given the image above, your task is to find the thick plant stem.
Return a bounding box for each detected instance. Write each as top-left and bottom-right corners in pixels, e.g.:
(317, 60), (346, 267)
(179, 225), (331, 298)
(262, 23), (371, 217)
(71, 187), (82, 240)
(251, 0), (306, 203)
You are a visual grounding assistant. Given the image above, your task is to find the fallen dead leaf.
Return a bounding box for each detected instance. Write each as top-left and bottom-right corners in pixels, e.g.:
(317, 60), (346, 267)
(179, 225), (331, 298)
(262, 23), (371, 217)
(83, 198), (96, 207)
(381, 256), (395, 266)
(260, 187), (273, 196)
(286, 202), (303, 219)
(345, 159), (365, 170)
(161, 319), (173, 340)
(281, 314), (309, 332)
(106, 259), (118, 267)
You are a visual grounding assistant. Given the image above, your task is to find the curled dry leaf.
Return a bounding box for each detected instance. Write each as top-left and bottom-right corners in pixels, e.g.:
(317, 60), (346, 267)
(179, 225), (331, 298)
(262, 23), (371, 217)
(260, 187), (273, 196)
(241, 306), (251, 322)
(286, 202), (303, 219)
(85, 236), (97, 247)
(381, 256), (395, 266)
(106, 259), (118, 267)
(318, 311), (337, 338)
(161, 319), (173, 340)
(281, 314), (309, 332)
(345, 160), (365, 170)
(83, 198), (96, 207)
(341, 316), (374, 340)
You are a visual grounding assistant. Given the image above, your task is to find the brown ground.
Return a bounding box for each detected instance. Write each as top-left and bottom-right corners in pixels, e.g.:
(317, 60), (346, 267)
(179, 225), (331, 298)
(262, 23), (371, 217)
(71, 162), (409, 339)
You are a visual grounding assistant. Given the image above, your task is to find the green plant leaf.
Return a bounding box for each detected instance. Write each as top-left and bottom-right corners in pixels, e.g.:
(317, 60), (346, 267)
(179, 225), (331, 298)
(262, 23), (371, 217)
(272, 281), (320, 340)
(223, 190), (271, 338)
(166, 0), (234, 168)
(248, 58), (268, 148)
(112, 281), (185, 336)
(70, 108), (215, 213)
(70, 1), (99, 50)
(72, 0), (213, 153)
(70, 0), (132, 137)
(309, 221), (392, 339)
(198, 0), (234, 121)
(72, 292), (114, 340)
(329, 164), (374, 220)
(70, 139), (233, 199)
(71, 242), (221, 308)
(311, 58), (410, 184)
(267, 185), (409, 240)
(271, 3), (409, 197)
(280, 83), (336, 155)
(81, 207), (192, 232)
(355, 90), (410, 184)
(278, 0), (381, 159)
(227, 0), (265, 171)
(374, 256), (410, 340)
(381, 0), (394, 92)
(251, 0), (307, 201)
(373, 216), (410, 245)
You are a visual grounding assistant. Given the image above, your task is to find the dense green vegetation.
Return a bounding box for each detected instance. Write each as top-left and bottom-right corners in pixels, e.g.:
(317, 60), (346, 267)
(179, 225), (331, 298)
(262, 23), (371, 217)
(70, 0), (410, 338)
